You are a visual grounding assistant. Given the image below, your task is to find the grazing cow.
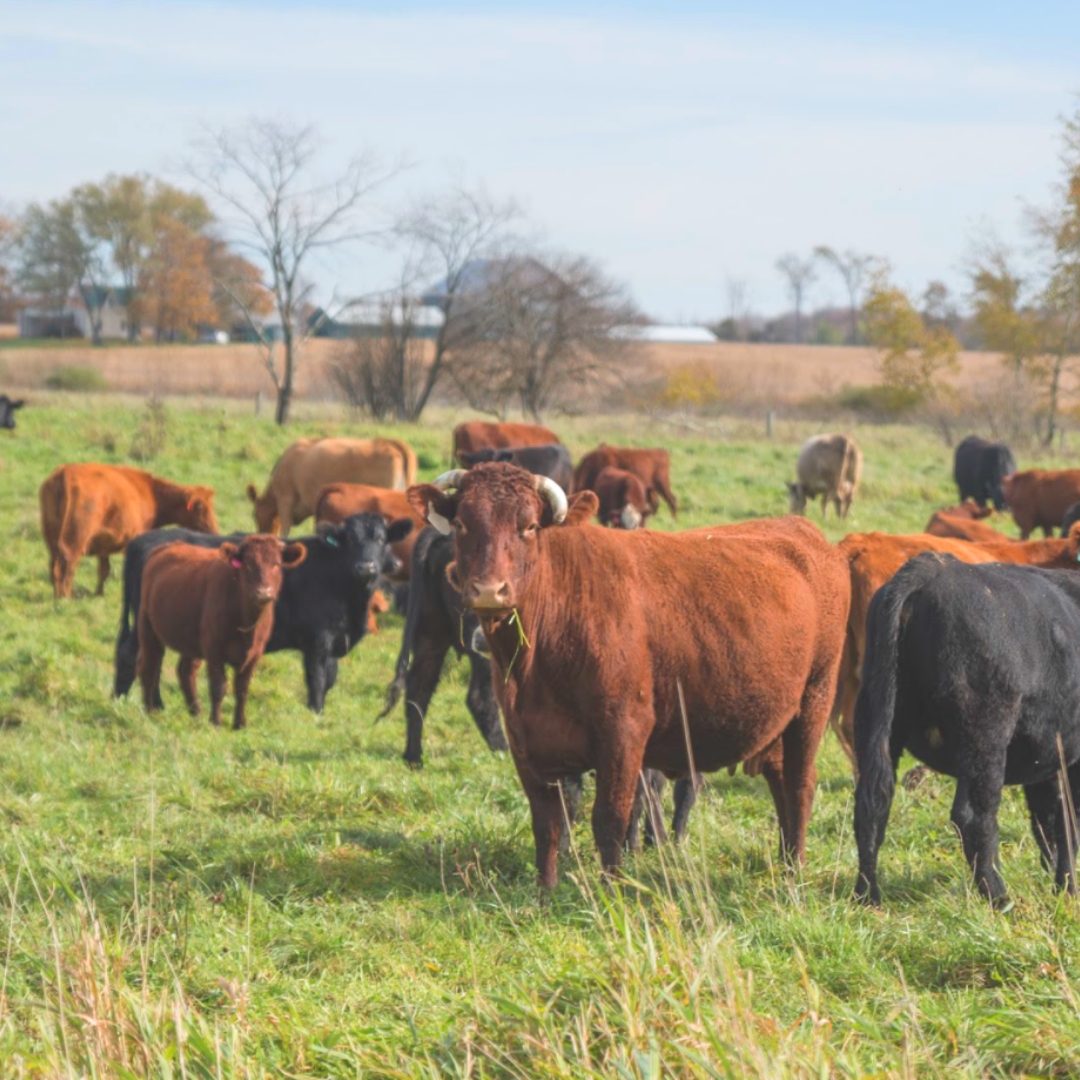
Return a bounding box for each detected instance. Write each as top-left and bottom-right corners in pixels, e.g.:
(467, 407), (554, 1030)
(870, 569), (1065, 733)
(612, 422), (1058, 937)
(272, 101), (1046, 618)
(452, 421), (560, 463)
(787, 434), (862, 518)
(379, 527), (508, 766)
(593, 466), (649, 529)
(953, 434), (1016, 509)
(40, 463), (218, 599)
(406, 464), (849, 887)
(854, 555), (1080, 905)
(116, 514), (410, 711)
(573, 445), (678, 519)
(314, 483), (424, 583)
(137, 536), (306, 728)
(1062, 502), (1080, 538)
(831, 527), (1080, 771)
(0, 394), (25, 430)
(1004, 469), (1080, 539)
(458, 443), (574, 495)
(247, 437), (416, 537)
(924, 502), (1010, 543)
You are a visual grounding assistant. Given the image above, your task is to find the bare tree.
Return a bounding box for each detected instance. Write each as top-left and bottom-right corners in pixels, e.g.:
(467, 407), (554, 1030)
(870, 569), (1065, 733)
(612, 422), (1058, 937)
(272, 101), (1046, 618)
(455, 253), (640, 420)
(188, 119), (397, 424)
(395, 185), (520, 421)
(775, 253), (817, 343)
(814, 247), (875, 344)
(725, 275), (750, 341)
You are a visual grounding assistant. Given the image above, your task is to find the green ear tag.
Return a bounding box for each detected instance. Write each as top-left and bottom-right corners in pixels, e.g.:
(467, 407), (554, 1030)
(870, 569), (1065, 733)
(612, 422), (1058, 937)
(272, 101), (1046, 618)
(326, 535), (340, 548)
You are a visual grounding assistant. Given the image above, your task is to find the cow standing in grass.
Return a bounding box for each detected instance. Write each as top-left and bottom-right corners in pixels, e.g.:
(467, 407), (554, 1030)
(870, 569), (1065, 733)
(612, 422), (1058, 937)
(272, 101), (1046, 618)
(452, 421), (560, 463)
(573, 445), (678, 519)
(786, 434), (862, 519)
(855, 555), (1080, 906)
(40, 463), (218, 599)
(953, 435), (1015, 510)
(1003, 469), (1080, 539)
(137, 535), (306, 728)
(593, 466), (649, 529)
(407, 464), (848, 887)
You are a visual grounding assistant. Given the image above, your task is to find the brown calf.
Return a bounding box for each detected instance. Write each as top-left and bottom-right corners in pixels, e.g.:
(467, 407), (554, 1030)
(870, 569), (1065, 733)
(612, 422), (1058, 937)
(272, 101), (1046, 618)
(314, 483), (424, 582)
(1002, 469), (1080, 538)
(40, 463), (218, 599)
(407, 464), (849, 887)
(452, 420), (560, 463)
(137, 535), (306, 729)
(831, 526), (1080, 771)
(573, 445), (678, 518)
(593, 466), (649, 529)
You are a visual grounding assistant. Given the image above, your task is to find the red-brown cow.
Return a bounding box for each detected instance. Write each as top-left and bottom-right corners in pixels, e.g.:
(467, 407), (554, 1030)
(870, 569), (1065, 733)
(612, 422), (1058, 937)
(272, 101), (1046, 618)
(314, 483), (424, 582)
(593, 466), (649, 529)
(407, 464), (849, 887)
(924, 502), (1011, 543)
(573, 445), (678, 518)
(1003, 469), (1080, 538)
(40, 463), (218, 599)
(452, 421), (560, 463)
(137, 535), (306, 729)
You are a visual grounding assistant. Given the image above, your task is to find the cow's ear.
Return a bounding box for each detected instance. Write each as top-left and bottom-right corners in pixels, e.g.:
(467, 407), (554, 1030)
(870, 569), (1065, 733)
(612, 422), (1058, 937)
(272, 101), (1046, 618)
(281, 542), (307, 569)
(407, 484), (457, 536)
(561, 491), (598, 527)
(221, 542), (240, 564)
(246, 484), (259, 504)
(387, 517), (414, 544)
(316, 521), (344, 548)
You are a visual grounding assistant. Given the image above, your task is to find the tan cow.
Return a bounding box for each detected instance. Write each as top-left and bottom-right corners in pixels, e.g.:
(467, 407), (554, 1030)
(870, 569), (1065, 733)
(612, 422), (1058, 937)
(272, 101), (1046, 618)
(247, 438), (416, 537)
(787, 434), (862, 518)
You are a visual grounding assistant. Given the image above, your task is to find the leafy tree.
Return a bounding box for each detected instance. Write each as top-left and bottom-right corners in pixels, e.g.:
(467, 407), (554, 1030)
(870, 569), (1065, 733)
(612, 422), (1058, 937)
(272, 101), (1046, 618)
(134, 218), (217, 342)
(814, 247), (876, 343)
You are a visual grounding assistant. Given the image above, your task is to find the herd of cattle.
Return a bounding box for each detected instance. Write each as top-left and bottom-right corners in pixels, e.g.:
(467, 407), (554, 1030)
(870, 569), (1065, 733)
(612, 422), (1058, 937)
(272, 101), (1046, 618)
(25, 408), (1080, 906)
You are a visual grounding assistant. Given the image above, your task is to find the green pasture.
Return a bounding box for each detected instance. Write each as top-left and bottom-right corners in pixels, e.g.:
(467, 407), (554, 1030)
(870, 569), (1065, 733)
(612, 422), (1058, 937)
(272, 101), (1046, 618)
(0, 395), (1078, 1078)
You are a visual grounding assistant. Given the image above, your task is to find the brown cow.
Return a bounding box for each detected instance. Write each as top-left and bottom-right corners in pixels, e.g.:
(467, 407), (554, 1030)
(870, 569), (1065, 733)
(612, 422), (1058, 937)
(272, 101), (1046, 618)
(40, 463), (218, 600)
(137, 535), (306, 729)
(787, 434), (862, 519)
(367, 588), (390, 635)
(593, 466), (649, 529)
(314, 483), (424, 583)
(924, 502), (1011, 543)
(831, 526), (1080, 771)
(247, 437), (416, 538)
(573, 445), (678, 518)
(1003, 469), (1080, 539)
(452, 421), (560, 464)
(406, 464), (849, 887)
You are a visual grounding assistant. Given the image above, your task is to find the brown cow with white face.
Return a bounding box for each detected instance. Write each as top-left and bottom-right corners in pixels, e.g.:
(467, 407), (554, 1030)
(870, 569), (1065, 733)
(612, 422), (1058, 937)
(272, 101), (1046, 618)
(137, 535), (306, 729)
(407, 463), (849, 888)
(593, 466), (649, 529)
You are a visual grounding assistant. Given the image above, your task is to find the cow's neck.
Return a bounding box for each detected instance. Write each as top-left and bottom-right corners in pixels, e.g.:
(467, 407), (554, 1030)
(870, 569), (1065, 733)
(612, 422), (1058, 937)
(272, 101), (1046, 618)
(151, 478), (187, 525)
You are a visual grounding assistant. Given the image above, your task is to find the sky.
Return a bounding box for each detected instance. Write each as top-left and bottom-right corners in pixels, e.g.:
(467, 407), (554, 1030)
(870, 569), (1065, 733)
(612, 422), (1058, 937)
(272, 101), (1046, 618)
(2, 1), (1079, 321)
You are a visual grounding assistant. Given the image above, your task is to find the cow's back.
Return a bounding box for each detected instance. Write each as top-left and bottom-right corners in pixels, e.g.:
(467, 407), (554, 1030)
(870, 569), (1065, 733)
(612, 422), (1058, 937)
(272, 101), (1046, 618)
(796, 435), (847, 493)
(142, 545), (222, 657)
(454, 421), (558, 458)
(44, 464), (156, 549)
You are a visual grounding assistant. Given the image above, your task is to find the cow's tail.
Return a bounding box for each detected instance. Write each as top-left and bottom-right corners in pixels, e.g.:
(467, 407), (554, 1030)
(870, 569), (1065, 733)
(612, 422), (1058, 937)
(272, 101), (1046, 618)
(378, 527), (438, 720)
(854, 557), (930, 834)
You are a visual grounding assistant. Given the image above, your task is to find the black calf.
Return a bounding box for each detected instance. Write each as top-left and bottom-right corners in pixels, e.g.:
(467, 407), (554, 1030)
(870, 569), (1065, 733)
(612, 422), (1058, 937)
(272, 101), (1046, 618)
(854, 553), (1080, 906)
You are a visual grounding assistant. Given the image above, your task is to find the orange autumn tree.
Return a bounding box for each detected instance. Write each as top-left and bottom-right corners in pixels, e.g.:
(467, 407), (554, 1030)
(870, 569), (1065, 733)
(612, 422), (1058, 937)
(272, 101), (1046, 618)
(135, 218), (217, 341)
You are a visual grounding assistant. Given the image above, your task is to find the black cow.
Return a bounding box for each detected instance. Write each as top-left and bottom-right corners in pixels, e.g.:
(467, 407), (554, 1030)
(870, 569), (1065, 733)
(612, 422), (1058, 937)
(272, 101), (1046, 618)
(115, 514), (412, 711)
(0, 395), (25, 430)
(953, 434), (1016, 510)
(379, 527), (508, 766)
(458, 443), (574, 495)
(854, 553), (1080, 906)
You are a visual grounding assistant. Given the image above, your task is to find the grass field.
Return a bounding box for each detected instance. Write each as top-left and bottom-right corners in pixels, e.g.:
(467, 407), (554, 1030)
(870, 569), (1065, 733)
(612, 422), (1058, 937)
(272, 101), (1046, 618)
(2, 395), (1080, 1078)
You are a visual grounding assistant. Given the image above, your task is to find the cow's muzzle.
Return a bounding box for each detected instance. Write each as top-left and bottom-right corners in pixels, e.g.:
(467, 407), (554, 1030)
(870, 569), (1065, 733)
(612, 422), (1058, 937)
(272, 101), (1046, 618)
(466, 579), (513, 612)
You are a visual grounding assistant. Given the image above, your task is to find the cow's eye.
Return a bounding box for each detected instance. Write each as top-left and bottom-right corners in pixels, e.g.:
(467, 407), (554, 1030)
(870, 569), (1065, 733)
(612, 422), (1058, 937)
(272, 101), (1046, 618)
(522, 523), (538, 538)
(453, 519), (467, 534)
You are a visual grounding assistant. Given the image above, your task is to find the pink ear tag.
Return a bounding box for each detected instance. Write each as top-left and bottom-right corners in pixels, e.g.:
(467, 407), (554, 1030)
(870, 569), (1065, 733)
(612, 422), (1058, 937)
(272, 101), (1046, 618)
(231, 558), (242, 569)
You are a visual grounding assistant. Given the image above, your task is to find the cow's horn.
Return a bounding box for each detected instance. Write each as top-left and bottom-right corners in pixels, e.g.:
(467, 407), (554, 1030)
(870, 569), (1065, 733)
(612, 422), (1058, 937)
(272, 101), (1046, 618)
(434, 469), (468, 489)
(534, 475), (568, 524)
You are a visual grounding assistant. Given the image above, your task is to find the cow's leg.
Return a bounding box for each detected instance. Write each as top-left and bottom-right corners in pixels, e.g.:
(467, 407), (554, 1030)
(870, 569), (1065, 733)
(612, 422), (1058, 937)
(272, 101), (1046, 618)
(756, 739), (789, 857)
(324, 656), (339, 695)
(466, 655), (508, 752)
(402, 638), (448, 767)
(56, 551), (79, 599)
(232, 663), (256, 730)
(831, 636), (860, 778)
(951, 769), (1008, 905)
(1056, 761), (1080, 894)
(513, 760), (569, 890)
(137, 629), (165, 714)
(207, 661), (227, 727)
(1023, 778), (1059, 876)
(558, 773), (585, 856)
(671, 775), (698, 843)
(820, 494), (829, 519)
(780, 675), (833, 865)
(591, 728), (648, 875)
(640, 770), (668, 848)
(176, 656), (201, 716)
(302, 645), (332, 712)
(94, 555), (110, 596)
(853, 737), (900, 906)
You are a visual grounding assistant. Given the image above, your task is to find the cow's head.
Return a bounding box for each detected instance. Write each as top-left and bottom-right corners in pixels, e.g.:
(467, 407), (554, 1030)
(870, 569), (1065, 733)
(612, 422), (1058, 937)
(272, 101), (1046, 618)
(318, 512), (413, 582)
(247, 484), (282, 534)
(407, 463), (596, 615)
(596, 467), (647, 530)
(458, 448), (512, 467)
(220, 535), (306, 610)
(0, 396), (25, 431)
(179, 486), (219, 533)
(786, 481), (808, 514)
